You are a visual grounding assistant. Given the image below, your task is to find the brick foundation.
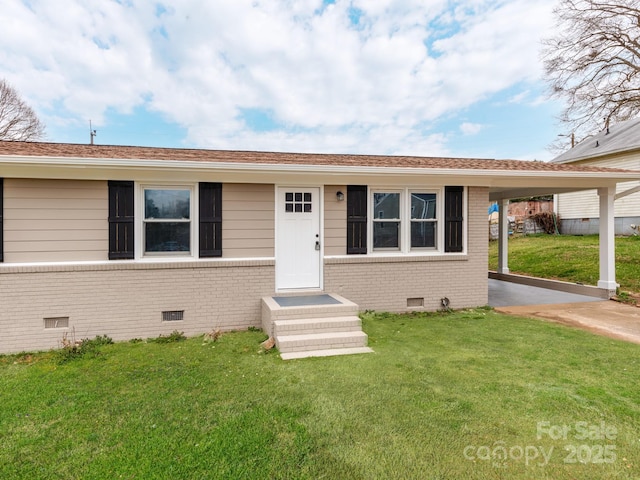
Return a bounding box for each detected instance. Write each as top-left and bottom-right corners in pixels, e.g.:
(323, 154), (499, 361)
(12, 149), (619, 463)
(0, 260), (275, 353)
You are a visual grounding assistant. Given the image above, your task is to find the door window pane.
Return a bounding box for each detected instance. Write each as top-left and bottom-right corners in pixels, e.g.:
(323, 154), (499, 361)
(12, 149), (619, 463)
(285, 191), (312, 213)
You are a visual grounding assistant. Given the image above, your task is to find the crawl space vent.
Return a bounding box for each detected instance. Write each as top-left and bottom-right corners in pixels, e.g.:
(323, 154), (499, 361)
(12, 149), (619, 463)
(44, 317), (69, 329)
(162, 310), (184, 322)
(406, 298), (424, 308)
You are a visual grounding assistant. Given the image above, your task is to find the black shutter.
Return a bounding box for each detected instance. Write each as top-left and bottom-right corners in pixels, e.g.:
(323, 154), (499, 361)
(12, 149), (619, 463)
(108, 181), (134, 260)
(199, 182), (222, 258)
(444, 186), (464, 253)
(347, 185), (367, 254)
(0, 178), (3, 263)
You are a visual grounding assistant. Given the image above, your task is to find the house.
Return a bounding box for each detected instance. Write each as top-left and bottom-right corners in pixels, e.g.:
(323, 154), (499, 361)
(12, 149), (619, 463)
(1, 141), (639, 355)
(552, 118), (640, 235)
(488, 199), (554, 239)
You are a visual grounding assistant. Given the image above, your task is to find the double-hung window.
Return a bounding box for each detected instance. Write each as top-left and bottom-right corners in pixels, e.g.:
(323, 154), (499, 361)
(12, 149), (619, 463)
(372, 192), (401, 250)
(143, 187), (193, 255)
(370, 188), (441, 253)
(410, 192), (437, 249)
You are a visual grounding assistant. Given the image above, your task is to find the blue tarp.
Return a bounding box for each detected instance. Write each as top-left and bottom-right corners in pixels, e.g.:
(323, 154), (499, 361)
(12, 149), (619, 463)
(488, 203), (499, 214)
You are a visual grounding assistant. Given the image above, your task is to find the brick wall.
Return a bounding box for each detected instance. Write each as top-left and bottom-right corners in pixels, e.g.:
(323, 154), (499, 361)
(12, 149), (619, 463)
(0, 260), (274, 354)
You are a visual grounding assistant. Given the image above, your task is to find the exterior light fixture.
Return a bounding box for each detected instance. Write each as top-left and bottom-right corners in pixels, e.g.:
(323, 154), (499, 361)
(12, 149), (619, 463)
(336, 191), (345, 201)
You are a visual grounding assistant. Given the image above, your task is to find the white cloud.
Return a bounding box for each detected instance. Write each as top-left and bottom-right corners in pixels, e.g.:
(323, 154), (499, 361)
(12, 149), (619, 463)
(508, 90), (530, 104)
(0, 0), (557, 155)
(460, 122), (484, 136)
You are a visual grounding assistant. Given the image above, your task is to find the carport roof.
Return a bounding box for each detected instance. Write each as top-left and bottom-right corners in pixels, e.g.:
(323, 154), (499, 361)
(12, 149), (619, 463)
(1, 140), (639, 200)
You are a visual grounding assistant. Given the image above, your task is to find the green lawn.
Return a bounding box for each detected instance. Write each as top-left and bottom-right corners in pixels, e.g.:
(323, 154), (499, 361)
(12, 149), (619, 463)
(2, 310), (639, 479)
(489, 234), (640, 294)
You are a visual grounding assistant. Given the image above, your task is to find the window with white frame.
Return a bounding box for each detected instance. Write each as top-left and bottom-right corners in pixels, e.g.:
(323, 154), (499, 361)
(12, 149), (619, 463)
(372, 192), (401, 250)
(371, 189), (440, 252)
(143, 187), (193, 255)
(410, 192), (437, 249)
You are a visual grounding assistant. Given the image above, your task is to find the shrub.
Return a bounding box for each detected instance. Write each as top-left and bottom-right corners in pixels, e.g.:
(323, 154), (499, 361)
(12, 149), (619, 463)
(530, 212), (560, 234)
(56, 334), (114, 364)
(149, 330), (186, 344)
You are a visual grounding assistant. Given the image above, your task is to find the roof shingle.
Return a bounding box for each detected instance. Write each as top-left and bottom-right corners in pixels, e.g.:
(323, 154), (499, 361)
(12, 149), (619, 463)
(0, 140), (632, 173)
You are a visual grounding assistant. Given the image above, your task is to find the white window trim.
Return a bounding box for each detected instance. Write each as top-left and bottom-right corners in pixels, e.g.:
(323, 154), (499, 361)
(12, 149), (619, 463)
(461, 186), (468, 254)
(408, 189), (441, 252)
(368, 187), (445, 255)
(135, 183), (198, 260)
(370, 189), (403, 252)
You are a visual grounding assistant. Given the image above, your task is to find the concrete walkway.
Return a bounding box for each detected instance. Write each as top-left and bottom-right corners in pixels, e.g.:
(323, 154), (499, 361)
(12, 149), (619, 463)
(489, 279), (640, 345)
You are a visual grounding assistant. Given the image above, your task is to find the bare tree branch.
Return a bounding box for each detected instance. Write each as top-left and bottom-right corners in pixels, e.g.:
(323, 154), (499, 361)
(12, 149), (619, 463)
(0, 79), (46, 141)
(542, 0), (640, 144)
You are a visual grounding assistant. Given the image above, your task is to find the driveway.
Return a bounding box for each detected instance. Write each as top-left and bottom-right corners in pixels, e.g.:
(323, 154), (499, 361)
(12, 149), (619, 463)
(489, 279), (640, 345)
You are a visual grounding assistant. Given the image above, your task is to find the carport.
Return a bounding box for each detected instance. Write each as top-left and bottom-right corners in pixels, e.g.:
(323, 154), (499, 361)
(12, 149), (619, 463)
(486, 165), (640, 298)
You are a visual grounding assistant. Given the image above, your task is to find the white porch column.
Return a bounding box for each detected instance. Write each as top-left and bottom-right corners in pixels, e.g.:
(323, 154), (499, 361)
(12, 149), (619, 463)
(597, 186), (617, 293)
(498, 198), (509, 274)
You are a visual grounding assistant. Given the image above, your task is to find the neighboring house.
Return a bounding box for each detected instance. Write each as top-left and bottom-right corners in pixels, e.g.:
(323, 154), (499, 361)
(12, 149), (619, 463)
(508, 199), (553, 220)
(552, 118), (640, 235)
(488, 199), (554, 239)
(1, 141), (638, 354)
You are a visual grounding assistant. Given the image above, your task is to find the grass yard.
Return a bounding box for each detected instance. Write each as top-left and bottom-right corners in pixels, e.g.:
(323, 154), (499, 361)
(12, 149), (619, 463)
(1, 310), (639, 479)
(489, 234), (640, 294)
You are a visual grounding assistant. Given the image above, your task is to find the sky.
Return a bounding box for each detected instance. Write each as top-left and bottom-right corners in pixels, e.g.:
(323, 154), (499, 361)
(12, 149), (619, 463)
(0, 0), (569, 161)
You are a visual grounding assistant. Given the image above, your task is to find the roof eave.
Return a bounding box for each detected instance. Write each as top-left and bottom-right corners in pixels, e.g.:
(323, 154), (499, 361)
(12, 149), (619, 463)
(1, 154), (639, 179)
(552, 142), (640, 164)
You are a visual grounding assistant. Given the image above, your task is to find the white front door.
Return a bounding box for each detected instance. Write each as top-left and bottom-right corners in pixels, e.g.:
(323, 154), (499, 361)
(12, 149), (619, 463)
(276, 187), (321, 290)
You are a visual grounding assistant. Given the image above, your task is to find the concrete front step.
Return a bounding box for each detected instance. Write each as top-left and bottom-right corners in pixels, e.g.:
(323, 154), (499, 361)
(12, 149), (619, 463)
(262, 293), (373, 359)
(281, 347), (374, 360)
(276, 330), (368, 353)
(273, 315), (362, 336)
(261, 294), (359, 336)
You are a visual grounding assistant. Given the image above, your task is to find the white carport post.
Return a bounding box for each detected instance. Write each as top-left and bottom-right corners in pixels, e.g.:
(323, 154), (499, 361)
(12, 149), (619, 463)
(497, 198), (509, 274)
(597, 186), (617, 294)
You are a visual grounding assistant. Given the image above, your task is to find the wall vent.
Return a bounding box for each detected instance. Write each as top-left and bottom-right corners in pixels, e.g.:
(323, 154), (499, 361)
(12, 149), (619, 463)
(406, 298), (424, 308)
(44, 317), (69, 329)
(162, 310), (184, 322)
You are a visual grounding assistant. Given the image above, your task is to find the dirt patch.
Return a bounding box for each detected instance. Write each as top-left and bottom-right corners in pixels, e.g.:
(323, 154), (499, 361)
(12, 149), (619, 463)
(495, 300), (640, 345)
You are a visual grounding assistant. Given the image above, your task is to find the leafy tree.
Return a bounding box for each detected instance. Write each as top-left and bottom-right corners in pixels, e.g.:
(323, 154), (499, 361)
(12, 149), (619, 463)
(0, 79), (46, 141)
(543, 0), (640, 144)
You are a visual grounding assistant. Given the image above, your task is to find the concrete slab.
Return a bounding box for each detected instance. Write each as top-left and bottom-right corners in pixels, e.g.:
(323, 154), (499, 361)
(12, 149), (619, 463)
(489, 278), (640, 345)
(272, 294), (342, 307)
(280, 347), (374, 360)
(488, 278), (602, 307)
(495, 301), (640, 345)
